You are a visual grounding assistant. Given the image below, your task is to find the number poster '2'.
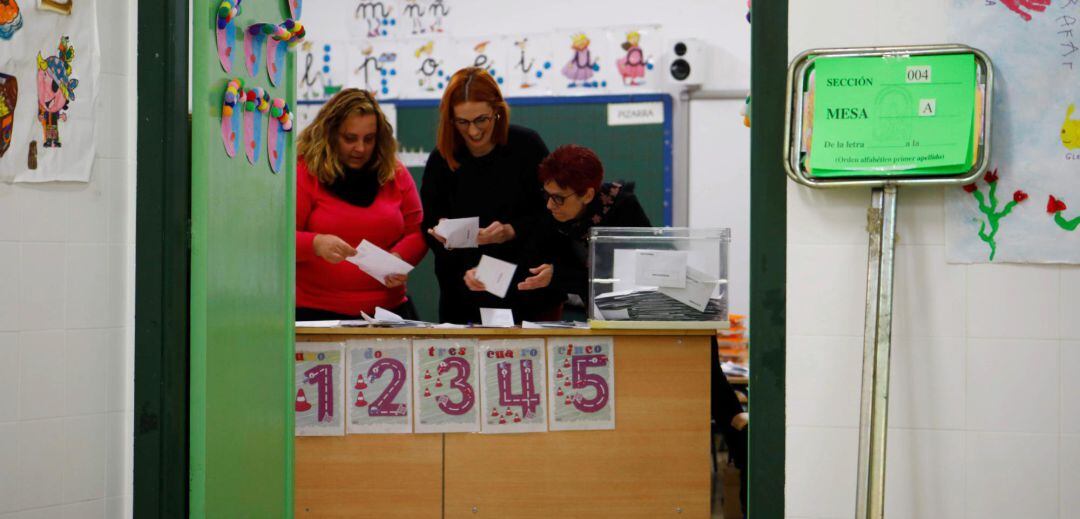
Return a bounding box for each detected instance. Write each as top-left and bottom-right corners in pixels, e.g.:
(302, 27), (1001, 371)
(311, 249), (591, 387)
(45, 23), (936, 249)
(346, 339), (413, 434)
(295, 342), (346, 436)
(546, 337), (615, 431)
(479, 339), (548, 434)
(412, 339), (481, 433)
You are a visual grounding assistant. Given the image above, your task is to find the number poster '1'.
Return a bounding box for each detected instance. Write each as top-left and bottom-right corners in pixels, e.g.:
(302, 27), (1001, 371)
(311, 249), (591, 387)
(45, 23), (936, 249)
(546, 337), (616, 431)
(346, 339), (413, 434)
(412, 338), (481, 433)
(478, 339), (548, 434)
(295, 342), (346, 436)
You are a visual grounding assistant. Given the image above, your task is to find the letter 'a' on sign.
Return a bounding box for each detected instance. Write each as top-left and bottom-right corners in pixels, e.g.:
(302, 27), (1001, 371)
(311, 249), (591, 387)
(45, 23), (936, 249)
(783, 44), (995, 189)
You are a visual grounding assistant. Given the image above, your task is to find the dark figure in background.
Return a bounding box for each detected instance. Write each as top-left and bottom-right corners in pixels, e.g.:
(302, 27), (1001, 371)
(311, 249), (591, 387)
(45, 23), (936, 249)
(421, 67), (562, 324)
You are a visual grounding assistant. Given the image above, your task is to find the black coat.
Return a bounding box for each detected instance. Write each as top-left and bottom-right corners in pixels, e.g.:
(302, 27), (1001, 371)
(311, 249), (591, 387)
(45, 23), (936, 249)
(420, 125), (562, 323)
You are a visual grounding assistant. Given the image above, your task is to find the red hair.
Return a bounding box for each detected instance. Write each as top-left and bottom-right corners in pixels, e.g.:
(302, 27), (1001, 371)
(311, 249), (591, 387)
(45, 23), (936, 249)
(538, 145), (603, 195)
(436, 67), (510, 171)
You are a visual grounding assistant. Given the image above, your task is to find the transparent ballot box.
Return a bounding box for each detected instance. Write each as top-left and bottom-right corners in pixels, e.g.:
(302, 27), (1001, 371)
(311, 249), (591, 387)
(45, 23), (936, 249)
(588, 227), (730, 329)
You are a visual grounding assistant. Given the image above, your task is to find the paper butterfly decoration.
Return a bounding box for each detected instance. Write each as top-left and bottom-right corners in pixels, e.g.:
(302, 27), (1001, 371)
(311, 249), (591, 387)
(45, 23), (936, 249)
(215, 0), (242, 72)
(220, 78), (244, 156)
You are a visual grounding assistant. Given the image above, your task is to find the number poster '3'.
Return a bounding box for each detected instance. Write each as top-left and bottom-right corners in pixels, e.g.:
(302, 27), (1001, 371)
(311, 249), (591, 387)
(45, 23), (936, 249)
(479, 339), (548, 434)
(295, 342), (346, 436)
(546, 337), (615, 431)
(412, 339), (481, 433)
(346, 339), (413, 434)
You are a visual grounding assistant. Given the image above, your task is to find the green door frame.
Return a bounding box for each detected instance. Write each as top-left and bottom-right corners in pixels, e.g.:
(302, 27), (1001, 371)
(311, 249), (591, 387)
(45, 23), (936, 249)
(133, 0), (191, 516)
(748, 1), (788, 518)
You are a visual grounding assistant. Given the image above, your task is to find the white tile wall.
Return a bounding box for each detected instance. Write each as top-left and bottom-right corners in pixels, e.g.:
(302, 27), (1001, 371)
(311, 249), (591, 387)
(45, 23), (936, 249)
(0, 1), (135, 517)
(786, 3), (1080, 517)
(965, 432), (1059, 519)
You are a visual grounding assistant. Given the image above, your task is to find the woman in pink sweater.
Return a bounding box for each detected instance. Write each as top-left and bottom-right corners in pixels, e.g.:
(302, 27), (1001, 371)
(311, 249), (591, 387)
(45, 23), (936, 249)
(295, 89), (427, 320)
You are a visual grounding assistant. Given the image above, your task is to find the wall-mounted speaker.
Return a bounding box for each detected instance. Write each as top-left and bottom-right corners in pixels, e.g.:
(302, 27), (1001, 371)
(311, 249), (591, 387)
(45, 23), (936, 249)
(665, 38), (708, 87)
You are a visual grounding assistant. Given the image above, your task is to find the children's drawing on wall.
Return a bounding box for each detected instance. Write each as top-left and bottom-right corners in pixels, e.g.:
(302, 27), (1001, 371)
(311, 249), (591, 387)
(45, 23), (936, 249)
(427, 0), (448, 33)
(945, 3), (1080, 263)
(354, 1), (394, 38)
(298, 41), (344, 101)
(469, 40), (503, 85)
(266, 19), (305, 87)
(410, 39), (446, 97)
(348, 41), (399, 98)
(288, 0), (302, 20)
(509, 37), (551, 92)
(36, 36), (77, 149)
(561, 33), (603, 89)
(0, 0), (23, 40)
(220, 77), (243, 157)
(998, 0), (1049, 22)
(614, 30), (654, 87)
(402, 0), (424, 35)
(36, 0), (72, 15)
(0, 73), (15, 158)
(215, 0), (242, 73)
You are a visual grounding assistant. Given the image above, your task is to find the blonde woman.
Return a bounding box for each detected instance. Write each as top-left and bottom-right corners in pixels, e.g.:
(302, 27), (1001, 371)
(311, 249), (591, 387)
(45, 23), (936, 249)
(296, 89), (427, 320)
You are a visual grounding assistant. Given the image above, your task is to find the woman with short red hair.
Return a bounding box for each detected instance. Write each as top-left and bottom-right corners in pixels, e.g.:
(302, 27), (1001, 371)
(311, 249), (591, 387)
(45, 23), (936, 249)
(420, 67), (562, 323)
(515, 144), (651, 319)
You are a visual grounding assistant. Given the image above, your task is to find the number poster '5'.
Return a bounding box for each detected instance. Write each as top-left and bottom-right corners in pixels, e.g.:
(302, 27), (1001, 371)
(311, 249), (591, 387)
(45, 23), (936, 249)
(346, 339), (413, 434)
(546, 337), (615, 431)
(295, 342), (346, 436)
(479, 339), (548, 434)
(412, 339), (481, 433)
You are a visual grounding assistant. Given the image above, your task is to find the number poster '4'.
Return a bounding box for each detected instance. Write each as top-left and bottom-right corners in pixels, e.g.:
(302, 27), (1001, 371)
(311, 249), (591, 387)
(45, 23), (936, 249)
(547, 337), (615, 431)
(295, 342), (346, 436)
(346, 339), (413, 434)
(479, 339), (548, 434)
(412, 339), (481, 433)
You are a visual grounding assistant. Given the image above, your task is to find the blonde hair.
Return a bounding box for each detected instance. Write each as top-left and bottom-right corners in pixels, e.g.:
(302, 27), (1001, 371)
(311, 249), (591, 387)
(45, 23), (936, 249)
(297, 88), (397, 185)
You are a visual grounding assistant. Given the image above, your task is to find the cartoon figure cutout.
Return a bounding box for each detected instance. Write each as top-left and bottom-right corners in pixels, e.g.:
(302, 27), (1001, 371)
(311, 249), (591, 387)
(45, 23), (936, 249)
(215, 0), (242, 73)
(220, 78), (243, 157)
(562, 33), (601, 88)
(0, 0), (23, 40)
(37, 36), (78, 149)
(616, 31), (650, 86)
(267, 98), (292, 173)
(243, 87), (269, 165)
(1062, 104), (1080, 150)
(0, 74), (16, 158)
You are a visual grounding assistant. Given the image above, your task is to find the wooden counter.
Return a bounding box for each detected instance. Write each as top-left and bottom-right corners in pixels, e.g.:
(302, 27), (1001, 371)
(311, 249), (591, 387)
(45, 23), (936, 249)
(295, 327), (715, 518)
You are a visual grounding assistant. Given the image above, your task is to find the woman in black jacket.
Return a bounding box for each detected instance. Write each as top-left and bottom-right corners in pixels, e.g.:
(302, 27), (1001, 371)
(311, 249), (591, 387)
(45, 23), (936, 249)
(420, 67), (562, 323)
(511, 144), (651, 320)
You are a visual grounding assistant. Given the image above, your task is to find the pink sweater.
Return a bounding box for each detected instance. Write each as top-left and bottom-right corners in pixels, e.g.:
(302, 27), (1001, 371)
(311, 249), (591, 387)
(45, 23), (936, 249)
(296, 160), (427, 315)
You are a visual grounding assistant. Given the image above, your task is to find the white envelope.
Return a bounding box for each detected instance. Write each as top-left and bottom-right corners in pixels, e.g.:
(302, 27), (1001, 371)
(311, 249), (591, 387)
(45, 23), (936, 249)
(634, 250), (688, 288)
(346, 240), (414, 286)
(475, 255), (517, 299)
(479, 308), (515, 327)
(658, 266), (720, 312)
(434, 217), (480, 249)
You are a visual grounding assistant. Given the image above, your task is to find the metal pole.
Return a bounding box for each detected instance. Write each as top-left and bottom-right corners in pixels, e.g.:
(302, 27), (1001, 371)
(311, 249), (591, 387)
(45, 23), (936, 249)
(855, 185), (898, 519)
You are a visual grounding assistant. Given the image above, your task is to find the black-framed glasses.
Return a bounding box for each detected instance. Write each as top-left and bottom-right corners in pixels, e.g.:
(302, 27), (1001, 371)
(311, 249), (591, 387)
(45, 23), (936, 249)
(541, 189), (574, 207)
(452, 112), (497, 130)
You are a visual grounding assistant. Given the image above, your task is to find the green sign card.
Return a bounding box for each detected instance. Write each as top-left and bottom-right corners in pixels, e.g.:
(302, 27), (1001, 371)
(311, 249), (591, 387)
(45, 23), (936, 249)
(807, 53), (976, 177)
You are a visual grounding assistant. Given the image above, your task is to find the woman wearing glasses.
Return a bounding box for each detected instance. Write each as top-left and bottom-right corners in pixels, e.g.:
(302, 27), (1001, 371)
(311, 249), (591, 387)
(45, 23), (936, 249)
(295, 89), (427, 320)
(421, 67), (562, 323)
(517, 144), (651, 320)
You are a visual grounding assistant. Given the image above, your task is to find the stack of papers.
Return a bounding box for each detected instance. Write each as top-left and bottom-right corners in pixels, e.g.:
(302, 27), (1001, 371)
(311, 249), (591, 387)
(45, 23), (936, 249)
(433, 217), (479, 249)
(594, 287), (728, 322)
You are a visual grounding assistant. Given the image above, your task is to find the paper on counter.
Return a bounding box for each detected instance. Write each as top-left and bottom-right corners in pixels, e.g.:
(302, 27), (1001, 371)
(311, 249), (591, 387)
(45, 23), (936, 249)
(374, 306), (405, 322)
(434, 217), (480, 249)
(658, 266), (720, 312)
(346, 240), (414, 286)
(475, 255), (517, 299)
(479, 308), (515, 327)
(634, 250), (688, 288)
(295, 320), (343, 328)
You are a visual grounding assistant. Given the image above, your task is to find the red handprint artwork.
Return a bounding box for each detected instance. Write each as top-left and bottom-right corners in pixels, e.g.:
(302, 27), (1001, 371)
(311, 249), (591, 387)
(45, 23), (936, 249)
(999, 0), (1050, 22)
